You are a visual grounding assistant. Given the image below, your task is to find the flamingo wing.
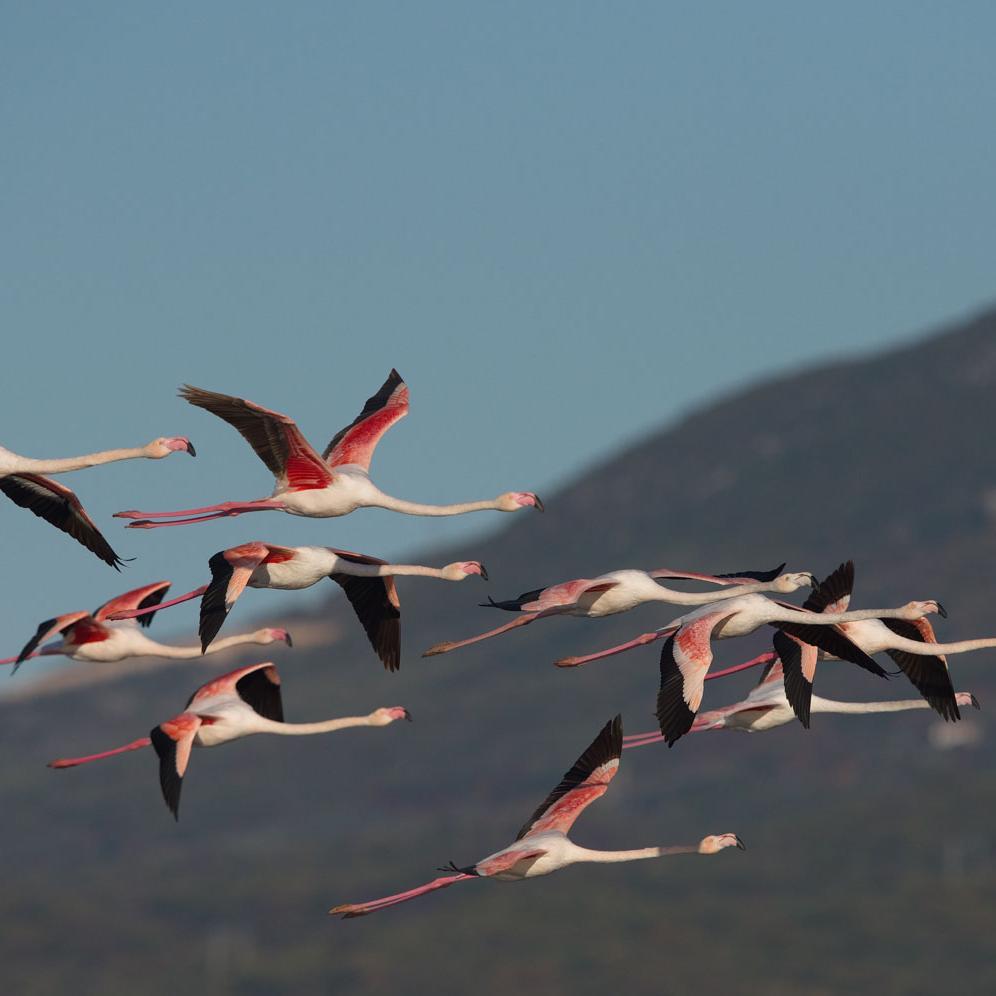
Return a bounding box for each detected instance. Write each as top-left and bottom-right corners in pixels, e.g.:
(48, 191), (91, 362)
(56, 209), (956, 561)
(94, 581), (172, 629)
(179, 385), (332, 490)
(234, 664), (284, 722)
(199, 542), (277, 651)
(515, 715), (622, 841)
(149, 712), (202, 819)
(15, 611), (92, 666)
(803, 561), (854, 614)
(0, 473), (124, 568)
(649, 563), (786, 584)
(186, 660), (277, 709)
(880, 618), (959, 722)
(474, 847), (549, 877)
(329, 570), (401, 672)
(771, 629), (820, 728)
(322, 369), (410, 470)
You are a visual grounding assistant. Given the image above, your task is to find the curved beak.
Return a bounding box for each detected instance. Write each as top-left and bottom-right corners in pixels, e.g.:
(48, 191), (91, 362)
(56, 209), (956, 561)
(186, 441), (197, 457)
(805, 573), (817, 587)
(971, 693), (981, 710)
(282, 631), (294, 647)
(937, 601), (948, 619)
(403, 708), (413, 722)
(479, 564), (489, 582)
(735, 836), (747, 851)
(533, 495), (545, 512)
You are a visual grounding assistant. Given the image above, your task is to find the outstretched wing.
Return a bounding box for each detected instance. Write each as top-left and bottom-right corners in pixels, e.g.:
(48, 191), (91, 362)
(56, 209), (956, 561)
(323, 369), (410, 470)
(15, 611), (92, 667)
(0, 473), (124, 568)
(235, 664), (284, 722)
(650, 563), (786, 584)
(149, 712), (202, 820)
(199, 542), (282, 651)
(179, 385), (332, 490)
(880, 618), (959, 722)
(804, 561), (854, 614)
(515, 715), (622, 841)
(186, 660), (278, 710)
(772, 629), (820, 728)
(94, 581), (171, 629)
(329, 572), (401, 672)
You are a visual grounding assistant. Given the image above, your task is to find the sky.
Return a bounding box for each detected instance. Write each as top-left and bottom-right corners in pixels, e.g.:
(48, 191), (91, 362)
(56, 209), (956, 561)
(2, 2), (996, 682)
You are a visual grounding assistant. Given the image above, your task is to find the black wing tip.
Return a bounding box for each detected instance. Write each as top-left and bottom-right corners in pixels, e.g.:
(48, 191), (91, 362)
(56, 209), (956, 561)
(717, 562), (786, 582)
(149, 726), (183, 820)
(656, 637), (696, 746)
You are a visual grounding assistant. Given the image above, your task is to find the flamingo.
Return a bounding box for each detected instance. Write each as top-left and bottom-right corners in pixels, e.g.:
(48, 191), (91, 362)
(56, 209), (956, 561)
(553, 592), (942, 746)
(2, 581), (291, 674)
(114, 371), (542, 528)
(329, 715), (743, 919)
(106, 542), (487, 671)
(1, 436), (194, 567)
(48, 660), (411, 819)
(422, 563), (813, 657)
(749, 561), (993, 726)
(622, 659), (980, 746)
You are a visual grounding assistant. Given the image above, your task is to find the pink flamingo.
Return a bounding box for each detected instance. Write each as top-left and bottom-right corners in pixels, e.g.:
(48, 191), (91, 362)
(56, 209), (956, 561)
(1, 436), (193, 567)
(114, 371), (542, 528)
(622, 659), (980, 747)
(553, 591), (942, 746)
(107, 542), (487, 671)
(2, 581), (290, 674)
(422, 563), (813, 657)
(48, 660), (411, 819)
(755, 561), (994, 726)
(329, 715), (743, 919)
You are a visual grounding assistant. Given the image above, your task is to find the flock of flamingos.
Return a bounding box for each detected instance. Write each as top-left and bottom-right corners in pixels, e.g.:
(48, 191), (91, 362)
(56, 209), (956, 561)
(2, 370), (988, 918)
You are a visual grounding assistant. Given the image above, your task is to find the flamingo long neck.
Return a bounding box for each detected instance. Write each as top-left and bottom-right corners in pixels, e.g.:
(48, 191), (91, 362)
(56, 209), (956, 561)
(335, 560), (449, 579)
(783, 607), (925, 625)
(9, 446), (151, 475)
(890, 635), (996, 656)
(651, 579), (785, 606)
(367, 491), (500, 516)
(571, 845), (699, 863)
(812, 697), (933, 715)
(139, 631), (274, 659)
(254, 715), (380, 735)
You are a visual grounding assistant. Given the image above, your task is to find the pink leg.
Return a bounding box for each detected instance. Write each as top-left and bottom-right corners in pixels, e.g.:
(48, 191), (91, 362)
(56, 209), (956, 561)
(115, 499), (284, 527)
(107, 585), (208, 620)
(423, 612), (552, 657)
(624, 712), (723, 748)
(2, 645), (63, 669)
(704, 651), (777, 682)
(329, 873), (475, 918)
(553, 627), (677, 668)
(48, 737), (151, 768)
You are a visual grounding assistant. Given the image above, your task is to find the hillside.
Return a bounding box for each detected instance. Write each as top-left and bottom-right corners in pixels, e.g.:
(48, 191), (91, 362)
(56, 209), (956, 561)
(4, 308), (996, 995)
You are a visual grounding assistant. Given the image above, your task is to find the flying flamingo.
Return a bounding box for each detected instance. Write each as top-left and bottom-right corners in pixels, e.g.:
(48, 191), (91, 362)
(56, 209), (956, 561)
(106, 542), (487, 671)
(114, 371), (542, 529)
(1, 436), (194, 567)
(329, 715), (743, 919)
(48, 660), (411, 819)
(2, 581), (291, 674)
(422, 563), (814, 657)
(622, 659), (980, 746)
(747, 561), (993, 726)
(553, 591), (942, 746)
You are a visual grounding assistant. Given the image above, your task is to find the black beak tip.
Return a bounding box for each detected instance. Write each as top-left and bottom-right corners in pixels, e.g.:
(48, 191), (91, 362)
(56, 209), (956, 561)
(937, 601), (948, 619)
(971, 693), (981, 710)
(534, 495), (545, 512)
(403, 708), (413, 722)
(186, 442), (197, 457)
(479, 565), (489, 581)
(284, 632), (294, 647)
(736, 836), (747, 851)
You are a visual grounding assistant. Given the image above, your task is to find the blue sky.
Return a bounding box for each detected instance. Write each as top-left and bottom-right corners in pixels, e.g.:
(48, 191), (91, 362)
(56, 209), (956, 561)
(3, 2), (995, 679)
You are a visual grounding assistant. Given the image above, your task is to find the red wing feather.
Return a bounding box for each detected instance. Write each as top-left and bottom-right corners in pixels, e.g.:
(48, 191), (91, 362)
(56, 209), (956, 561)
(516, 715), (622, 840)
(94, 581), (171, 628)
(323, 369), (409, 470)
(0, 473), (124, 568)
(179, 385), (332, 490)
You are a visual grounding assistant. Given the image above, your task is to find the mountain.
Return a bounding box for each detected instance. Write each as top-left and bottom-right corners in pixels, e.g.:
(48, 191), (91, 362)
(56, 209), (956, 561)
(4, 308), (996, 995)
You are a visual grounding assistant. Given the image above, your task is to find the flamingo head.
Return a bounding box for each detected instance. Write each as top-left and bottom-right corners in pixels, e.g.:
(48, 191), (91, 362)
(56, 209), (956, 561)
(370, 706), (412, 726)
(771, 571), (816, 593)
(442, 561), (489, 581)
(497, 491), (544, 513)
(698, 833), (746, 854)
(899, 599), (944, 620)
(147, 436), (197, 458)
(955, 692), (981, 710)
(261, 628), (293, 647)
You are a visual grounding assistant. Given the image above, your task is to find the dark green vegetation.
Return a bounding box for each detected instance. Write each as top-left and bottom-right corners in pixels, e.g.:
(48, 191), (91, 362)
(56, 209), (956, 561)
(4, 309), (996, 995)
